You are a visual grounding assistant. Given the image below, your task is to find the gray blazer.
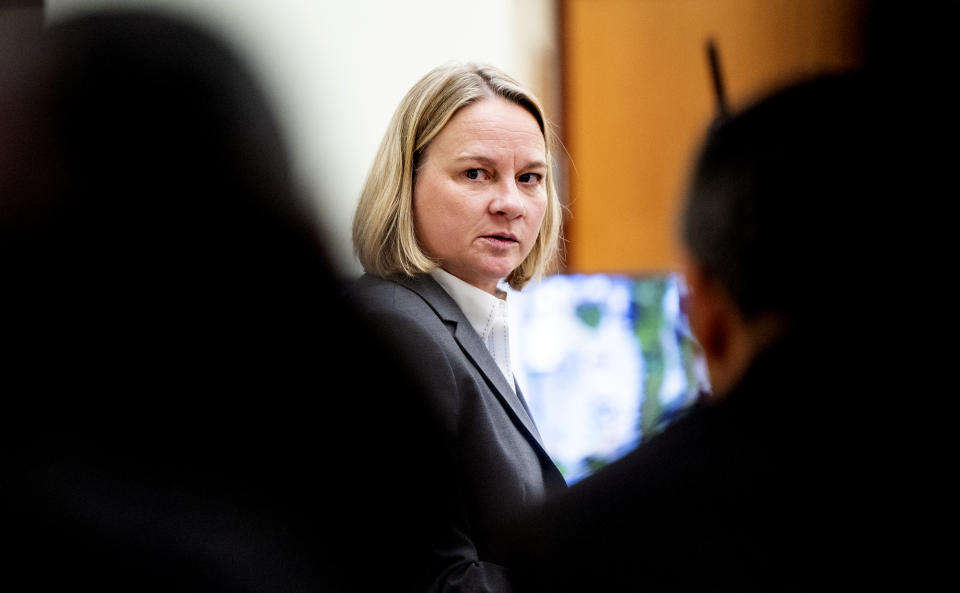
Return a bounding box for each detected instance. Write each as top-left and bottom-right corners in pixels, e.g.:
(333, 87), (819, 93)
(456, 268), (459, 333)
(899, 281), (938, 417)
(347, 273), (567, 593)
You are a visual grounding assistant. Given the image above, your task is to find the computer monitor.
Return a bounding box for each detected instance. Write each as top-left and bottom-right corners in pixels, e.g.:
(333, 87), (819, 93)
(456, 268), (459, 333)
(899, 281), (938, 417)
(508, 273), (708, 483)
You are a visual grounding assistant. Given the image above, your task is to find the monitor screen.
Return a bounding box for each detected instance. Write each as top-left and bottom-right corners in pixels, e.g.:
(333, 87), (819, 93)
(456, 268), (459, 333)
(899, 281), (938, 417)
(508, 273), (708, 483)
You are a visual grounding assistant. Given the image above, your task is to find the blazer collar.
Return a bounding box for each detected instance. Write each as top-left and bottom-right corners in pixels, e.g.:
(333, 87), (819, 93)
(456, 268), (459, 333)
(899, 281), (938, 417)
(395, 274), (547, 450)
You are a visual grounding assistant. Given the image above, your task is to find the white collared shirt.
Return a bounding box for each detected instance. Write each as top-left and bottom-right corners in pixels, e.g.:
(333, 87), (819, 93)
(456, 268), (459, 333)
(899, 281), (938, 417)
(430, 268), (515, 393)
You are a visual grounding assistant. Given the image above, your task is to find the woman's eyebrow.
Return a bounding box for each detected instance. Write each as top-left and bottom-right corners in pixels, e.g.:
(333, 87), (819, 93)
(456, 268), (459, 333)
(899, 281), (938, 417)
(454, 155), (547, 169)
(454, 154), (497, 166)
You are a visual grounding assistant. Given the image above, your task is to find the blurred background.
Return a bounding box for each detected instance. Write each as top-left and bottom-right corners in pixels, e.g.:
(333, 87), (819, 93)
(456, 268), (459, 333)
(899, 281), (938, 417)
(33, 0), (872, 277)
(41, 0), (564, 275)
(8, 0), (879, 481)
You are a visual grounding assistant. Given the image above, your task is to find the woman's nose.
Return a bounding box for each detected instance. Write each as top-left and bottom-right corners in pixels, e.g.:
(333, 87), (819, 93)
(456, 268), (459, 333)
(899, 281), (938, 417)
(489, 180), (524, 219)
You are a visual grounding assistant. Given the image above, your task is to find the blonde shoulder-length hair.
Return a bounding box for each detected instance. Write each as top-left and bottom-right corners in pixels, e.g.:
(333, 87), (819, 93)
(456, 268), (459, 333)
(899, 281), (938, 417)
(352, 62), (563, 291)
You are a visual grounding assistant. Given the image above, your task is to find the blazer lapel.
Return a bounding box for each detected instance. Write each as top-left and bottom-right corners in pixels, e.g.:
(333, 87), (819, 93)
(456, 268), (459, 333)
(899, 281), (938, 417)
(397, 275), (548, 452)
(451, 320), (546, 447)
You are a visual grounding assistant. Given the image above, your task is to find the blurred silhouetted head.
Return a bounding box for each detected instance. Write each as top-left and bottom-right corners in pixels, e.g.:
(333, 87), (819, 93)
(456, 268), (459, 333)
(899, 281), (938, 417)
(2, 10), (334, 364)
(681, 70), (905, 327)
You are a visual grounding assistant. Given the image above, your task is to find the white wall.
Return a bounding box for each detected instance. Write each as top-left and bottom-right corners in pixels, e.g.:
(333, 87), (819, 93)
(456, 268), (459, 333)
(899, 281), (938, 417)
(45, 0), (559, 277)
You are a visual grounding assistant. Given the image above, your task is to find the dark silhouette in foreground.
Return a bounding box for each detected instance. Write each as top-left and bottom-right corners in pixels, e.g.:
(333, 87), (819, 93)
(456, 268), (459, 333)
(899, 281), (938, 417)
(2, 10), (449, 593)
(495, 64), (933, 591)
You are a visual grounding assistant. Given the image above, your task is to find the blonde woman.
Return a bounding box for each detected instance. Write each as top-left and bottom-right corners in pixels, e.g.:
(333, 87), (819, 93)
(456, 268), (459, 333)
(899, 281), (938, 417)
(348, 62), (566, 592)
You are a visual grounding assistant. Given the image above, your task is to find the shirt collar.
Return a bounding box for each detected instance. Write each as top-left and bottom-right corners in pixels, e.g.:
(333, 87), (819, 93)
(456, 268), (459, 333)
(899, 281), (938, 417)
(429, 268), (507, 341)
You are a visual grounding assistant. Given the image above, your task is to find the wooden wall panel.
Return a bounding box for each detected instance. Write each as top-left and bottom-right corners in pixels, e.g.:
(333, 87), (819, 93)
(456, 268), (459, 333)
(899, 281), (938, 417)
(561, 0), (870, 274)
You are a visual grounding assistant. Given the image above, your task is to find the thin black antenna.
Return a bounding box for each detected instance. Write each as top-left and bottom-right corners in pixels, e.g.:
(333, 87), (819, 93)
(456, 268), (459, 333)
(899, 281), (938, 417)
(706, 38), (728, 121)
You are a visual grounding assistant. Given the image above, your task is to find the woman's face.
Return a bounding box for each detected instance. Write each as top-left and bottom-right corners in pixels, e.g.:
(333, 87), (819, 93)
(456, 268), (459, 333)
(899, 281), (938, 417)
(413, 96), (548, 295)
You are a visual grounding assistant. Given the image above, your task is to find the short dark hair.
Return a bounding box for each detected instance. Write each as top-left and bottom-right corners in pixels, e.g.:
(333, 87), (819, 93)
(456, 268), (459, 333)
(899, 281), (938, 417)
(681, 71), (893, 322)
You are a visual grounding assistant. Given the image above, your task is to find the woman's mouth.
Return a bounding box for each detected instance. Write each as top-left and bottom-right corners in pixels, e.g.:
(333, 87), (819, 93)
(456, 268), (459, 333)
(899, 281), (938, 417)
(482, 233), (519, 247)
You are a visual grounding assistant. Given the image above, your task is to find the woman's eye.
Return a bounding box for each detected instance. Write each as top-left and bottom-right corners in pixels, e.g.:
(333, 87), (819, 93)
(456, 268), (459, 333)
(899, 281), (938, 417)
(518, 172), (543, 185)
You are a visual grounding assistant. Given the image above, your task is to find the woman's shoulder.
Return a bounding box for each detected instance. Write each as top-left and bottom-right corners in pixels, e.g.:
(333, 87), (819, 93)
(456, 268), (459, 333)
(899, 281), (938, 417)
(346, 273), (439, 315)
(344, 274), (443, 334)
(345, 275), (465, 424)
